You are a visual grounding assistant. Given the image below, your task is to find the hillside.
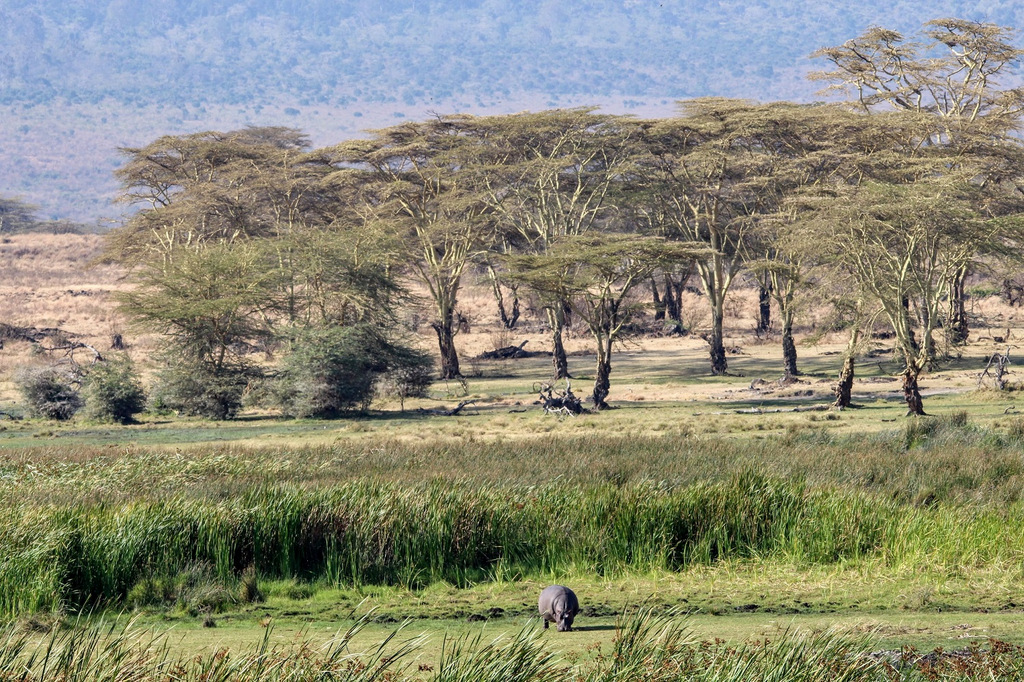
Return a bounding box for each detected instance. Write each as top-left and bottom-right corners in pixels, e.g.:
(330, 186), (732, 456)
(2, 1), (1024, 222)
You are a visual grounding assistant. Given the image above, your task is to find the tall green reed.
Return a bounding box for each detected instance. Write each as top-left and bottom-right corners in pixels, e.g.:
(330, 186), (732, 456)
(6, 472), (1024, 614)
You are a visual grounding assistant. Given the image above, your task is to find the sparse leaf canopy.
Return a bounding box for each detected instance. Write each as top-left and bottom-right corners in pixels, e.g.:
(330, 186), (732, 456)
(811, 18), (1024, 135)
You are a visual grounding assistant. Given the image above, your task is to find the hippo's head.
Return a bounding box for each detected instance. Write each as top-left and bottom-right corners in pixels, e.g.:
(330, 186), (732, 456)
(556, 610), (575, 632)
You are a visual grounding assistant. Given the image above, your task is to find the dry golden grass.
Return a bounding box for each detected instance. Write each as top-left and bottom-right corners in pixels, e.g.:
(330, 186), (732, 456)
(0, 233), (136, 402)
(0, 233), (128, 335)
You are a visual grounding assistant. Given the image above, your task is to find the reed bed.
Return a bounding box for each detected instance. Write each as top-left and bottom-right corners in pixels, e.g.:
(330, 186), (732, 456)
(4, 417), (1024, 626)
(4, 472), (1024, 616)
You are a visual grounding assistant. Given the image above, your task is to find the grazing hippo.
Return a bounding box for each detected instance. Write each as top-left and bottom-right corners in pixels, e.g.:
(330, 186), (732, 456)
(539, 585), (580, 632)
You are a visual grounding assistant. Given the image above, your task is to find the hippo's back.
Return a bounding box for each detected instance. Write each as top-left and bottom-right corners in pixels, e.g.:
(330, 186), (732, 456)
(539, 585), (578, 615)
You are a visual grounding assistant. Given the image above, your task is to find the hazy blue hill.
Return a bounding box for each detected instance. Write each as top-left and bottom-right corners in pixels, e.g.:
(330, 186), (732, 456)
(2, 0), (1023, 222)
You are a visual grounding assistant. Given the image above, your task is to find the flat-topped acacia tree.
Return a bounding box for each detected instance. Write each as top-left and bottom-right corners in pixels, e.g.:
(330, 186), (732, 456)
(109, 127), (408, 417)
(812, 17), (1024, 346)
(810, 168), (998, 416)
(467, 109), (635, 380)
(509, 234), (695, 410)
(327, 116), (496, 380)
(632, 100), (840, 376)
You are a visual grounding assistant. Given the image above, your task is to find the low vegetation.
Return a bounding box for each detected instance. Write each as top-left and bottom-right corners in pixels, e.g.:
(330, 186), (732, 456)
(4, 607), (1024, 680)
(1, 414), (1024, 614)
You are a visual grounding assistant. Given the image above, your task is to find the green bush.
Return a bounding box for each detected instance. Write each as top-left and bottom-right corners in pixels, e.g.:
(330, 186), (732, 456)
(377, 343), (435, 410)
(153, 360), (258, 420)
(81, 356), (147, 424)
(273, 325), (433, 418)
(16, 367), (82, 420)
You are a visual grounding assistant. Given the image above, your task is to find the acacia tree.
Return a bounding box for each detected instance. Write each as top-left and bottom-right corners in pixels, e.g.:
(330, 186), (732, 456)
(117, 241), (274, 418)
(633, 100), (832, 375)
(812, 176), (995, 415)
(811, 17), (1024, 345)
(510, 235), (689, 409)
(647, 264), (692, 335)
(111, 128), (312, 262)
(736, 104), (878, 378)
(328, 117), (494, 379)
(0, 197), (39, 235)
(111, 127), (411, 417)
(469, 109), (635, 379)
(112, 126), (400, 326)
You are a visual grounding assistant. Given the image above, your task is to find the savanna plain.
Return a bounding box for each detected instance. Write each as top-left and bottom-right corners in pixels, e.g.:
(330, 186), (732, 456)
(4, 234), (1024, 680)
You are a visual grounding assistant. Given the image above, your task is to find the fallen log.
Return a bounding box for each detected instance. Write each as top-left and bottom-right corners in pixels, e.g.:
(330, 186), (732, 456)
(479, 341), (543, 359)
(0, 323), (75, 344)
(446, 400), (477, 416)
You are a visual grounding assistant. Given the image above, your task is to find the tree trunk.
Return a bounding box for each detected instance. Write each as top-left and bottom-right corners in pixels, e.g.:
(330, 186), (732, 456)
(591, 337), (612, 410)
(777, 283), (798, 377)
(432, 316), (461, 379)
(782, 327), (798, 378)
(947, 266), (969, 345)
(833, 355), (855, 409)
(709, 305), (728, 375)
(650, 277), (666, 321)
(902, 297), (920, 354)
(507, 294), (520, 330)
(664, 272), (686, 335)
(757, 283), (772, 335)
(487, 265), (520, 330)
(901, 364), (926, 416)
(547, 305), (570, 380)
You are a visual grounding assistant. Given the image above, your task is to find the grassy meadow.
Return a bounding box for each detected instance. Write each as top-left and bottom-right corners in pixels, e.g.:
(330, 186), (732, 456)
(4, 235), (1024, 678)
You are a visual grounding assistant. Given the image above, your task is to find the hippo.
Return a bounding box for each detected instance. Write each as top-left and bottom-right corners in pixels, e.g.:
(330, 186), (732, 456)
(538, 585), (580, 632)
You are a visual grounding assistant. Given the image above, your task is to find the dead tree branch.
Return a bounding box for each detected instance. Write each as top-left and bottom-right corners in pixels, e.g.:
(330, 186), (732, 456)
(978, 346), (1013, 390)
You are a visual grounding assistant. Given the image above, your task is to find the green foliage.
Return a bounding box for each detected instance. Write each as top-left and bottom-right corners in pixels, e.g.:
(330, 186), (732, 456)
(374, 343), (435, 410)
(273, 325), (433, 418)
(126, 563), (234, 615)
(152, 359), (258, 420)
(0, 196), (41, 235)
(15, 366), (82, 421)
(80, 356), (147, 424)
(116, 243), (275, 371)
(117, 243), (274, 420)
(238, 565), (264, 604)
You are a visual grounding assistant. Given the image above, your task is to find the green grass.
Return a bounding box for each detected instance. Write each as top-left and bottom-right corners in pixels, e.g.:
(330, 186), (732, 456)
(8, 607), (1024, 680)
(5, 449), (1024, 617)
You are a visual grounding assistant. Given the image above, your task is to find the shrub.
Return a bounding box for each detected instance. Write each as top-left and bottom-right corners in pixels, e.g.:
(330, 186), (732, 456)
(80, 356), (147, 424)
(16, 367), (82, 420)
(376, 343), (435, 410)
(153, 360), (258, 420)
(273, 325), (434, 418)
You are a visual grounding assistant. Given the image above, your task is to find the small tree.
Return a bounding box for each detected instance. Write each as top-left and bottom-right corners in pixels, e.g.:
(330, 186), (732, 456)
(80, 356), (147, 424)
(116, 242), (273, 420)
(376, 344), (435, 411)
(152, 359), (256, 421)
(273, 325), (433, 418)
(17, 367), (82, 420)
